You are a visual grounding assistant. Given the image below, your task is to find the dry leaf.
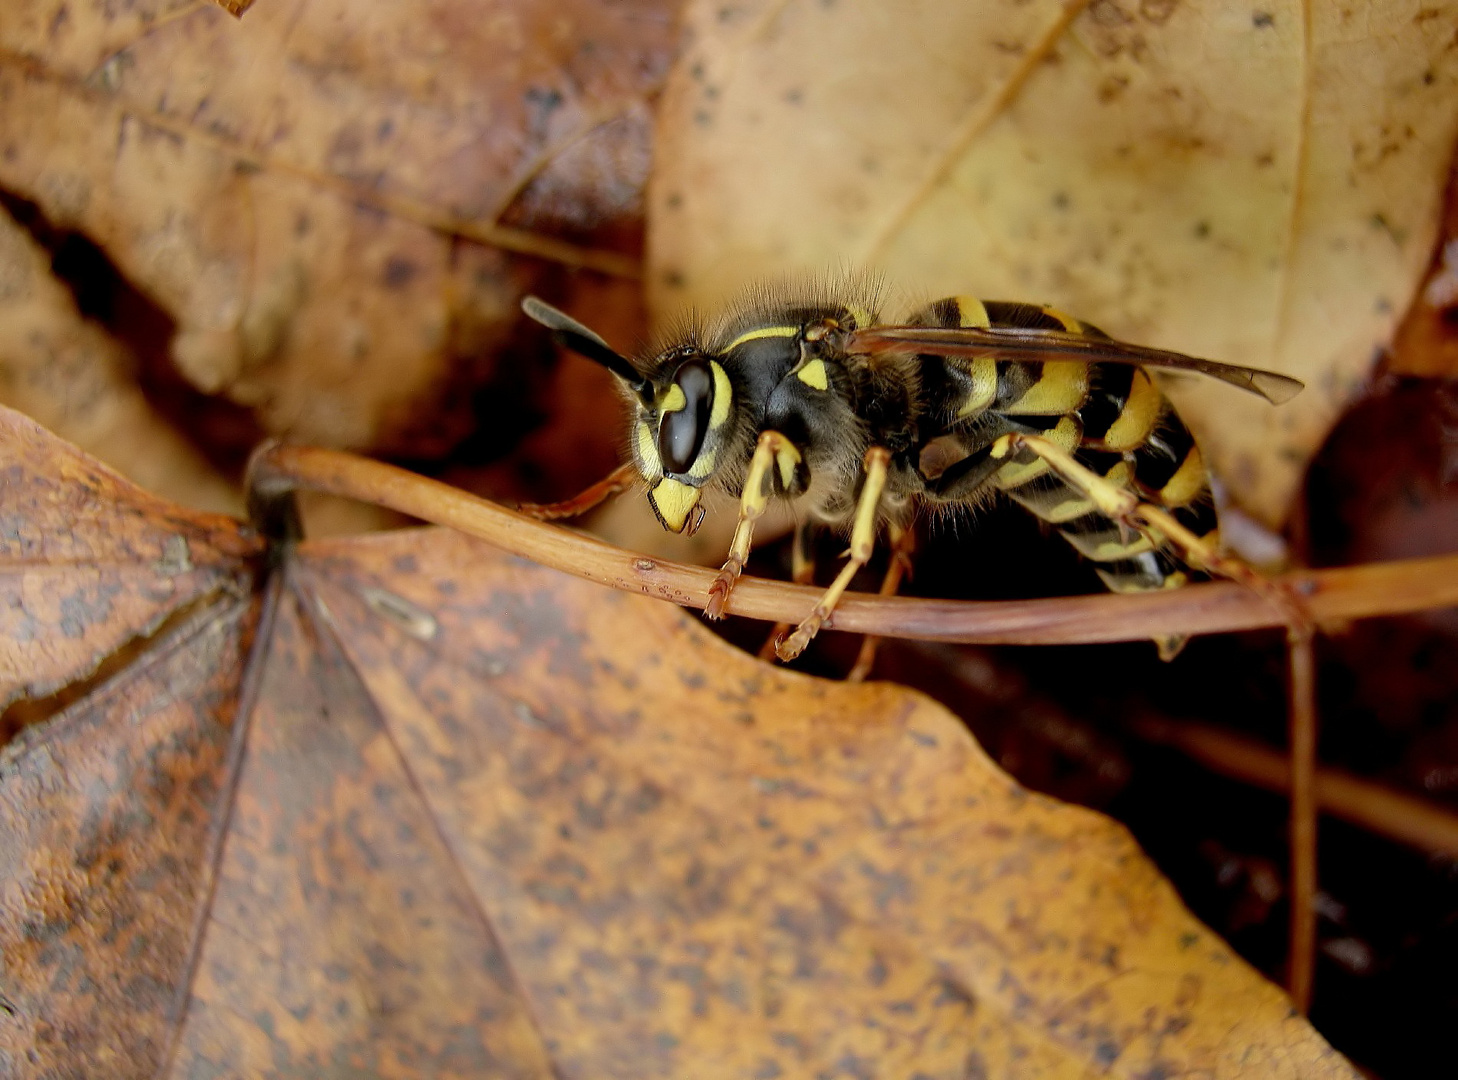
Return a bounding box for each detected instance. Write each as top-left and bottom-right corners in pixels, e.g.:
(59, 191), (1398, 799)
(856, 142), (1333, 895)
(651, 0), (1458, 526)
(1390, 157), (1458, 378)
(0, 406), (1360, 1077)
(0, 0), (668, 465)
(0, 200), (240, 515)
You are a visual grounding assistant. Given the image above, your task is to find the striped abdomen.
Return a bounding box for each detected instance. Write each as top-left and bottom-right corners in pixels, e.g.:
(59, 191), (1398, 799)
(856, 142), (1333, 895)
(910, 296), (1217, 593)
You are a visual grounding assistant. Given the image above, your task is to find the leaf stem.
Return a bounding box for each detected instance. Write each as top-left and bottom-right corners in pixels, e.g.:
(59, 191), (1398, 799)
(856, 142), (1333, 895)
(246, 444), (1458, 644)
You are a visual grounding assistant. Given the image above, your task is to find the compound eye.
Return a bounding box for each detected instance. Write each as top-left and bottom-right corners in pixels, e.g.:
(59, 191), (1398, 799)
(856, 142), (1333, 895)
(657, 359), (715, 475)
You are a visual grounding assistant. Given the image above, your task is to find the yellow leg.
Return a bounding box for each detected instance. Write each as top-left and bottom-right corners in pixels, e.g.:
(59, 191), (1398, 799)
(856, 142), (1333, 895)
(990, 433), (1312, 635)
(706, 431), (801, 620)
(846, 521), (915, 681)
(776, 447), (891, 661)
(758, 519), (817, 660)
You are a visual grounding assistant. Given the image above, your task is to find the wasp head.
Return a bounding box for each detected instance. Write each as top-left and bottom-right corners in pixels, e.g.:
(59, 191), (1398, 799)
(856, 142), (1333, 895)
(521, 297), (736, 535)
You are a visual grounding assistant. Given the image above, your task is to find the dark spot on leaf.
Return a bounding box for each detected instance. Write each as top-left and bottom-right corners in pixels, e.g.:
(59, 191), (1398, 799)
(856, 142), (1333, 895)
(523, 86), (564, 142)
(936, 976), (978, 1012)
(383, 257), (417, 289)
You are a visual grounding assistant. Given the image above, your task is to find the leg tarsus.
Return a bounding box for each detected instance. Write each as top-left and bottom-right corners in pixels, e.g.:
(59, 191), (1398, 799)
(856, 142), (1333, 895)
(847, 522), (915, 681)
(705, 556), (742, 621)
(760, 519), (816, 658)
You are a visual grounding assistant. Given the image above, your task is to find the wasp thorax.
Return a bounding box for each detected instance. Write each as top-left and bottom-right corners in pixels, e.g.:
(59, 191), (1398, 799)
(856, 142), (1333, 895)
(658, 359), (714, 474)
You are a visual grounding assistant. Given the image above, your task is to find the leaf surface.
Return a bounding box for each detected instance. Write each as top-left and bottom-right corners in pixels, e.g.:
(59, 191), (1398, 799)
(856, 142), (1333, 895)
(0, 406), (1359, 1077)
(0, 0), (667, 468)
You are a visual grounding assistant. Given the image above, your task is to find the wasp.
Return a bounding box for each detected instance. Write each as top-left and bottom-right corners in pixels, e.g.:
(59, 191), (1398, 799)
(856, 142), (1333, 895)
(521, 285), (1303, 664)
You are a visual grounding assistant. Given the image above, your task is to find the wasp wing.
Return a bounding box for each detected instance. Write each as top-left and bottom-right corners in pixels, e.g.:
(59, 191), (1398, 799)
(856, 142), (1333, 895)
(851, 326), (1304, 405)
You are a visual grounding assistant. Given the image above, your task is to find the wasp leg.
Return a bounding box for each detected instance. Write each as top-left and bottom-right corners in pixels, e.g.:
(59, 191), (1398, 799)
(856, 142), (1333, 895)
(846, 521), (915, 681)
(707, 430), (801, 620)
(776, 446), (892, 661)
(758, 518), (817, 660)
(516, 462), (639, 521)
(990, 433), (1313, 637)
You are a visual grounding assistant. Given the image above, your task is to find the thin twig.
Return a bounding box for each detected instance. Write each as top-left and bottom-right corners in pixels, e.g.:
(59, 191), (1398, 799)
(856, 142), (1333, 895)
(1128, 716), (1458, 856)
(246, 445), (1458, 644)
(1285, 630), (1318, 1013)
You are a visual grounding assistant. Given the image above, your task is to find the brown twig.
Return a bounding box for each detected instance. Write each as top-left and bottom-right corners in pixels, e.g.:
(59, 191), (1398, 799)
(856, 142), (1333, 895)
(1128, 714), (1458, 855)
(1285, 630), (1318, 1013)
(246, 445), (1458, 644)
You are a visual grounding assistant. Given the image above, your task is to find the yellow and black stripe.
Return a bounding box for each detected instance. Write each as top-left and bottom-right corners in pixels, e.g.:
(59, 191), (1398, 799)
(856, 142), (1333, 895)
(911, 295), (1215, 593)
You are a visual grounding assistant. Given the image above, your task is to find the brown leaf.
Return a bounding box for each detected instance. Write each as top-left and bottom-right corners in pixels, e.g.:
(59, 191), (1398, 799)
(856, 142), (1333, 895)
(0, 0), (668, 468)
(0, 203), (241, 516)
(0, 406), (1358, 1077)
(1390, 151), (1458, 378)
(651, 0), (1458, 526)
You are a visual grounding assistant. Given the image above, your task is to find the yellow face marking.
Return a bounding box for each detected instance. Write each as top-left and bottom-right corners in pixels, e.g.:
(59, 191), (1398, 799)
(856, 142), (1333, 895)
(1159, 444), (1206, 507)
(687, 443), (717, 481)
(726, 325), (797, 352)
(796, 358), (829, 391)
(1102, 370), (1163, 450)
(649, 478), (701, 533)
(955, 356), (998, 418)
(774, 440), (803, 490)
(1104, 461), (1132, 487)
(952, 296), (991, 328)
(708, 361), (732, 428)
(635, 420), (661, 479)
(659, 384), (686, 413)
(1041, 306), (1083, 333)
(1002, 361), (1089, 415)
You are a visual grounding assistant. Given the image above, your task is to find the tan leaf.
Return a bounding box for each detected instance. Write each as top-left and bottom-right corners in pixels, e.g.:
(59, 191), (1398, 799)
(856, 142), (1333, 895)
(0, 404), (1361, 1078)
(0, 0), (665, 459)
(0, 207), (239, 514)
(650, 0), (1458, 525)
